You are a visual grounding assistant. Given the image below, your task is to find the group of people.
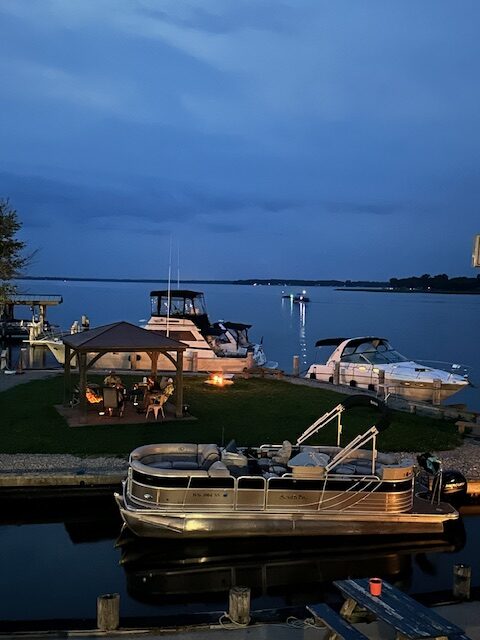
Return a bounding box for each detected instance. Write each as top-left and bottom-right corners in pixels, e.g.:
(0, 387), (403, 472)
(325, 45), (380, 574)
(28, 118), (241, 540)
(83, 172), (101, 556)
(83, 371), (175, 416)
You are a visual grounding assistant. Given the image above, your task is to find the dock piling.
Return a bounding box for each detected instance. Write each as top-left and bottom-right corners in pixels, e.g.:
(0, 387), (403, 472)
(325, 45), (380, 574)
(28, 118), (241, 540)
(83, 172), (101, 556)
(97, 593), (120, 631)
(453, 564), (471, 601)
(292, 355), (300, 376)
(228, 586), (251, 625)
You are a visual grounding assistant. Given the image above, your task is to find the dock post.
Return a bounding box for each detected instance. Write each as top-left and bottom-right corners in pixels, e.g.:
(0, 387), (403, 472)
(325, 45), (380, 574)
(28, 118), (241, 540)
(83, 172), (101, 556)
(453, 564), (471, 600)
(97, 593), (120, 631)
(432, 379), (442, 405)
(377, 370), (385, 399)
(0, 348), (8, 370)
(246, 352), (254, 370)
(292, 355), (299, 376)
(333, 361), (340, 385)
(228, 586), (251, 625)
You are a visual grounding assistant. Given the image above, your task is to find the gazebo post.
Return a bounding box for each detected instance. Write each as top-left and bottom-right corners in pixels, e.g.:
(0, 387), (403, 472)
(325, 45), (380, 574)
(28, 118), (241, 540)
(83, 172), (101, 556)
(150, 351), (159, 378)
(78, 352), (88, 418)
(176, 349), (184, 418)
(63, 344), (71, 407)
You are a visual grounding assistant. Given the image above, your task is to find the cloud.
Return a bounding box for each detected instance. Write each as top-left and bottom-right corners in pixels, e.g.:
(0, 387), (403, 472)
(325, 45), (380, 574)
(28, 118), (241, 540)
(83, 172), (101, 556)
(324, 201), (401, 216)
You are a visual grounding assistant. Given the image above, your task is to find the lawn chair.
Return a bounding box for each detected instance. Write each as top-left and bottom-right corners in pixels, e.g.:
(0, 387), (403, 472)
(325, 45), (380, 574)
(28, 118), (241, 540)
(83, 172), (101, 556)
(145, 393), (169, 420)
(102, 386), (124, 417)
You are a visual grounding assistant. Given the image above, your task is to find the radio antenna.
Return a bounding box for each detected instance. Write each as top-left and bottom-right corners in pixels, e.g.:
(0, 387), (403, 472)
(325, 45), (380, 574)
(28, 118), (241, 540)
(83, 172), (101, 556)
(166, 237), (172, 337)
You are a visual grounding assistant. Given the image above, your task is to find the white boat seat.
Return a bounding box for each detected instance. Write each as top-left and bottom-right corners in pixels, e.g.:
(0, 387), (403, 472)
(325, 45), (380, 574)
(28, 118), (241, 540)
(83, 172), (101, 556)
(208, 461), (230, 477)
(222, 451), (248, 468)
(272, 440), (292, 465)
(198, 444), (220, 469)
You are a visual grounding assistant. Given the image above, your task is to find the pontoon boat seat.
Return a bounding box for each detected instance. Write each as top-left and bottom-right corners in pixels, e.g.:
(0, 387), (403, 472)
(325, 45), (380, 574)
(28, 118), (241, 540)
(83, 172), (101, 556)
(129, 443), (220, 471)
(272, 440), (293, 465)
(221, 441), (248, 470)
(208, 461), (230, 477)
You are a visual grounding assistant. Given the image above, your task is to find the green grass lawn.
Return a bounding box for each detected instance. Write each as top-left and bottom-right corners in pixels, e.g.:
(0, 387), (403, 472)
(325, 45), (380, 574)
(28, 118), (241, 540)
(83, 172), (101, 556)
(0, 374), (462, 456)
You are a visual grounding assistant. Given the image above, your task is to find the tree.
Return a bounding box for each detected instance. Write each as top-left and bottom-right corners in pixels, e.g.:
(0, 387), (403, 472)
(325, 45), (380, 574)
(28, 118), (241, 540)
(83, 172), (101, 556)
(0, 199), (28, 303)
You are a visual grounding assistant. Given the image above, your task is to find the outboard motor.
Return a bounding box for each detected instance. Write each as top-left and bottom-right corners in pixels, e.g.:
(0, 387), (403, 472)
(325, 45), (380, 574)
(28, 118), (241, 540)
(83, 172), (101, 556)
(417, 452), (467, 506)
(440, 470), (468, 505)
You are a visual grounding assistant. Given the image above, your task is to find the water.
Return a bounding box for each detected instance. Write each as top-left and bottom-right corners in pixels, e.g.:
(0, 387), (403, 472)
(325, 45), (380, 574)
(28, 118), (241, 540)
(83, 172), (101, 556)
(13, 279), (480, 409)
(0, 495), (477, 624)
(4, 280), (480, 624)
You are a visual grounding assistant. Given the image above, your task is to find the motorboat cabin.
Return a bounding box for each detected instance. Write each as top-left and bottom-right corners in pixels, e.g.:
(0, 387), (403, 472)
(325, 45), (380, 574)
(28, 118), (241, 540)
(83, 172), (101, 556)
(115, 396), (460, 539)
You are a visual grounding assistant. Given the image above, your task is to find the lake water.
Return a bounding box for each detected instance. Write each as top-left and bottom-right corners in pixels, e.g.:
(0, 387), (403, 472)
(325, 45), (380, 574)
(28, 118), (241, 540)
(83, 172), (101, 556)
(13, 279), (480, 410)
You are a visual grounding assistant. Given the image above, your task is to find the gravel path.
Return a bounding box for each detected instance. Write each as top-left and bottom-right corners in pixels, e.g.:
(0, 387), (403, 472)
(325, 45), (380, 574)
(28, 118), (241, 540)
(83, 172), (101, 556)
(0, 453), (129, 475)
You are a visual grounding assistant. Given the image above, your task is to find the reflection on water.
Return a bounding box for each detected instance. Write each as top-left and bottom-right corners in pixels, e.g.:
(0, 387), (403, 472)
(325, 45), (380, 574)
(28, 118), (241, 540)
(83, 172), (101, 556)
(281, 297), (308, 371)
(116, 528), (465, 608)
(0, 494), (475, 622)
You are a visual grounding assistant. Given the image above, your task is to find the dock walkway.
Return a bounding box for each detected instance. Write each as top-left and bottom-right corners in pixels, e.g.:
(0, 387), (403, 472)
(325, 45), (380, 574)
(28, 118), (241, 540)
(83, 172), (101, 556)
(9, 601), (480, 639)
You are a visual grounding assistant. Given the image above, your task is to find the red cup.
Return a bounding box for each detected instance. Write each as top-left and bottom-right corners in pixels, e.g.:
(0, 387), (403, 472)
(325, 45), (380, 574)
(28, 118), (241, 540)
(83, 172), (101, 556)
(369, 578), (382, 596)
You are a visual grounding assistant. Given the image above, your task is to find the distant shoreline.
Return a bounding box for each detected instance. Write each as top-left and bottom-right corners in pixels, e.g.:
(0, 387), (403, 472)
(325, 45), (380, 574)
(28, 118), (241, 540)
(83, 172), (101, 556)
(15, 276), (480, 294)
(336, 287), (480, 295)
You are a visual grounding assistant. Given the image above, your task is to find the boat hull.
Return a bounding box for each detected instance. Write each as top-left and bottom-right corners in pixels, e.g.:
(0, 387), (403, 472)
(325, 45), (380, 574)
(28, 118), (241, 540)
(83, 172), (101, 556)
(115, 493), (458, 539)
(306, 366), (468, 403)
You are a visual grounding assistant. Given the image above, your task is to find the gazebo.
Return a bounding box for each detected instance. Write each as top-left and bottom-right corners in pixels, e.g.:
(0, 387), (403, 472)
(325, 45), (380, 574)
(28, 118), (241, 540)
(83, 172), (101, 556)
(62, 321), (187, 418)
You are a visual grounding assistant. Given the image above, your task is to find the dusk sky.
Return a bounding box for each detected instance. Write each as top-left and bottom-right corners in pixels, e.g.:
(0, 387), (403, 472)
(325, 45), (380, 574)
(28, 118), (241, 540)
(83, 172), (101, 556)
(1, 1), (480, 280)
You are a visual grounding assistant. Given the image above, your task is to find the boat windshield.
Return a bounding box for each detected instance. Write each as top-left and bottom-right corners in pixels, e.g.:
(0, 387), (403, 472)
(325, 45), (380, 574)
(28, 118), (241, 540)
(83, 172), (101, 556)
(151, 294), (208, 317)
(340, 340), (409, 365)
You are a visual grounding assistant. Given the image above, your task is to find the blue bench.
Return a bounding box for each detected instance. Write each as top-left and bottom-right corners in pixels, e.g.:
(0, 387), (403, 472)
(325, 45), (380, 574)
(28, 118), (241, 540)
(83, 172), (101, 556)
(334, 578), (472, 640)
(307, 603), (368, 640)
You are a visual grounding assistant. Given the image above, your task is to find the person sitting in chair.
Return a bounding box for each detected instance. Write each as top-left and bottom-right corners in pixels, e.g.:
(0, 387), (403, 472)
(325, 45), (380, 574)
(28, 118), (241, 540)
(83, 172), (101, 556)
(143, 375), (162, 409)
(163, 378), (175, 399)
(104, 371), (123, 387)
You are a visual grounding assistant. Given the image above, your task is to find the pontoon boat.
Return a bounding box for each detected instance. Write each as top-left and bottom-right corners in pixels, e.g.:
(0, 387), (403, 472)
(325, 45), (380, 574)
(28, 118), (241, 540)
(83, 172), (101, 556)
(115, 396), (462, 539)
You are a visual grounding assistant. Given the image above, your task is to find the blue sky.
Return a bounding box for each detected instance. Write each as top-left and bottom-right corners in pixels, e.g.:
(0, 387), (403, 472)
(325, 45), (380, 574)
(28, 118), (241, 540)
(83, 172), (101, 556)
(1, 0), (480, 280)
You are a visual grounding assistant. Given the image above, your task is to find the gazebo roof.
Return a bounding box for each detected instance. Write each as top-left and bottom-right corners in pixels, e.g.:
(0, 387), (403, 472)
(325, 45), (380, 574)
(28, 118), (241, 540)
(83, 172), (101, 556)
(62, 321), (187, 352)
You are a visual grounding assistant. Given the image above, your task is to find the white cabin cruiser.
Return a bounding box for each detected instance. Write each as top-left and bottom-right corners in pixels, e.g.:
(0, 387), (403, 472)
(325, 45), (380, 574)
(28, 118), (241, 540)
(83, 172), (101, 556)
(115, 396), (462, 539)
(306, 337), (469, 403)
(141, 290), (274, 373)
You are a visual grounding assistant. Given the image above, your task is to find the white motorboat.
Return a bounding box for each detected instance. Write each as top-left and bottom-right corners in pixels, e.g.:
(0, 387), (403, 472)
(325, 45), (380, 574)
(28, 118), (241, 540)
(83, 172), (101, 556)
(306, 337), (469, 403)
(115, 395), (463, 539)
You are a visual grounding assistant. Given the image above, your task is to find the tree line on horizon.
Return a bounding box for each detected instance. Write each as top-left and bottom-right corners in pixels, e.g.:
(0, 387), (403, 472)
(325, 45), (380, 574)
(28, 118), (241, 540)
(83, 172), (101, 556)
(389, 273), (480, 292)
(236, 274), (480, 291)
